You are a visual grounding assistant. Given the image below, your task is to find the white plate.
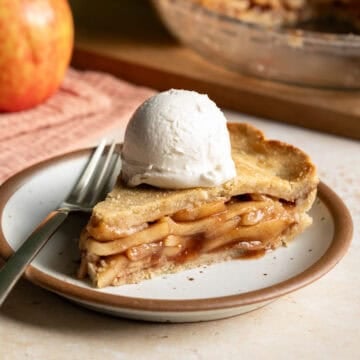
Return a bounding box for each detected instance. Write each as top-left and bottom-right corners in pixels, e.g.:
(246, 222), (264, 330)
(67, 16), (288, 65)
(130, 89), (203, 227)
(0, 149), (353, 322)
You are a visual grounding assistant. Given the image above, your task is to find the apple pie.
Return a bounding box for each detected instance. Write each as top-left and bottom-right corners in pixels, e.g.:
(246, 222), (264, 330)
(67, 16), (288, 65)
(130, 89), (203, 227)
(192, 0), (360, 30)
(78, 123), (318, 288)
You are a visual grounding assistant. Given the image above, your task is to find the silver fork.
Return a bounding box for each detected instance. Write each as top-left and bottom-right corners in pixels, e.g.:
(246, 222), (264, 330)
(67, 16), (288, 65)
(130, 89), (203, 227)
(0, 139), (120, 306)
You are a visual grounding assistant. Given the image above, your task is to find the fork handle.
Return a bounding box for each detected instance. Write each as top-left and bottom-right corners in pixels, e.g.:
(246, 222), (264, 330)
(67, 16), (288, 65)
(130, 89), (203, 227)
(0, 210), (69, 306)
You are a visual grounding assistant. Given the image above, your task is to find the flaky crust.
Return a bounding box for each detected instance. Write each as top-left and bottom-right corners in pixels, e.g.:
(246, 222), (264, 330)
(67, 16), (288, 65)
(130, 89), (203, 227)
(87, 123), (318, 237)
(191, 0), (360, 29)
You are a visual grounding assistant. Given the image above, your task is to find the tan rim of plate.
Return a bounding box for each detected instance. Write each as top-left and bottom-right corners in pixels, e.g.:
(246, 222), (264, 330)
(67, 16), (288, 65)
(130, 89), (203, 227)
(0, 148), (354, 313)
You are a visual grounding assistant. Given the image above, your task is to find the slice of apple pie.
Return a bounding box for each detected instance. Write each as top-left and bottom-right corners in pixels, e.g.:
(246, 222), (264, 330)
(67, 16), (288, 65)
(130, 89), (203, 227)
(78, 123), (318, 288)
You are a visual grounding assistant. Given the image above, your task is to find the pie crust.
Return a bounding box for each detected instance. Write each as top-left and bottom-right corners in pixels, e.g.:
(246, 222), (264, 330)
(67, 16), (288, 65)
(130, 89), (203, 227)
(192, 0), (360, 29)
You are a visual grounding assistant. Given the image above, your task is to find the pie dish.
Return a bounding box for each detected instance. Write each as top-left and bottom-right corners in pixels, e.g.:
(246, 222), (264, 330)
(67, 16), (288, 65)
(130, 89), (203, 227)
(152, 0), (360, 89)
(78, 123), (318, 288)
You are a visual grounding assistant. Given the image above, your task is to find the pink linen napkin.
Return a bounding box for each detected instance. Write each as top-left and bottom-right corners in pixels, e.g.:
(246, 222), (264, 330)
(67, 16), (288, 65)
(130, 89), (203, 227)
(0, 68), (155, 184)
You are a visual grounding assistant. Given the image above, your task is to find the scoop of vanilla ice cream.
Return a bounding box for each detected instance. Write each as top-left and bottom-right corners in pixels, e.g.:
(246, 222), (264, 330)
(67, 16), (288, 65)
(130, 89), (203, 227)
(121, 89), (236, 189)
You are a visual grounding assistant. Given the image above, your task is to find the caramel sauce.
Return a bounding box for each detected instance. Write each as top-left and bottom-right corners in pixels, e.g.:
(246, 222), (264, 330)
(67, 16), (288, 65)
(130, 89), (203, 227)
(236, 249), (266, 260)
(172, 234), (205, 264)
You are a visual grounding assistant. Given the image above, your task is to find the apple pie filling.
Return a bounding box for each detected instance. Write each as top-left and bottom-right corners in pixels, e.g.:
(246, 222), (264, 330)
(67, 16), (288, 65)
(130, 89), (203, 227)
(78, 194), (298, 287)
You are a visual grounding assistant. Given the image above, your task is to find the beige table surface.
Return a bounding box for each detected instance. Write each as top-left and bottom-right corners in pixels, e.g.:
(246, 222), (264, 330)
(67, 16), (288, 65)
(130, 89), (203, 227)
(0, 111), (359, 360)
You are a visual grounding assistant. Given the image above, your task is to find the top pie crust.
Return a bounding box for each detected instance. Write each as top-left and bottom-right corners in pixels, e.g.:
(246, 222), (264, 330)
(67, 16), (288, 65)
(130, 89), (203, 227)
(191, 0), (360, 28)
(87, 122), (318, 238)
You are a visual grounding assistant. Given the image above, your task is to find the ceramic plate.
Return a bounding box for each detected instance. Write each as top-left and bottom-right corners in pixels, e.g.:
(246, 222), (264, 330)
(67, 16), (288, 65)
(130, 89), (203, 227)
(0, 149), (353, 322)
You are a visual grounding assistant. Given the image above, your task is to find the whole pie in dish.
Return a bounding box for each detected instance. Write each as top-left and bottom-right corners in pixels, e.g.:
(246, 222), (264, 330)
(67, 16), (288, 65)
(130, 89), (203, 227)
(78, 123), (318, 288)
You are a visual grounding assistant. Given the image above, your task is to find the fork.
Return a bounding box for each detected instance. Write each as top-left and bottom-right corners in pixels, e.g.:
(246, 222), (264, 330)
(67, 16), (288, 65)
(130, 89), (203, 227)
(0, 139), (120, 306)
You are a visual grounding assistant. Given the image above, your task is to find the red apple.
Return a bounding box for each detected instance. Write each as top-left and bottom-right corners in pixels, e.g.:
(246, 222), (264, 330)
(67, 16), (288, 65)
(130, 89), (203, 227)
(0, 0), (74, 112)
